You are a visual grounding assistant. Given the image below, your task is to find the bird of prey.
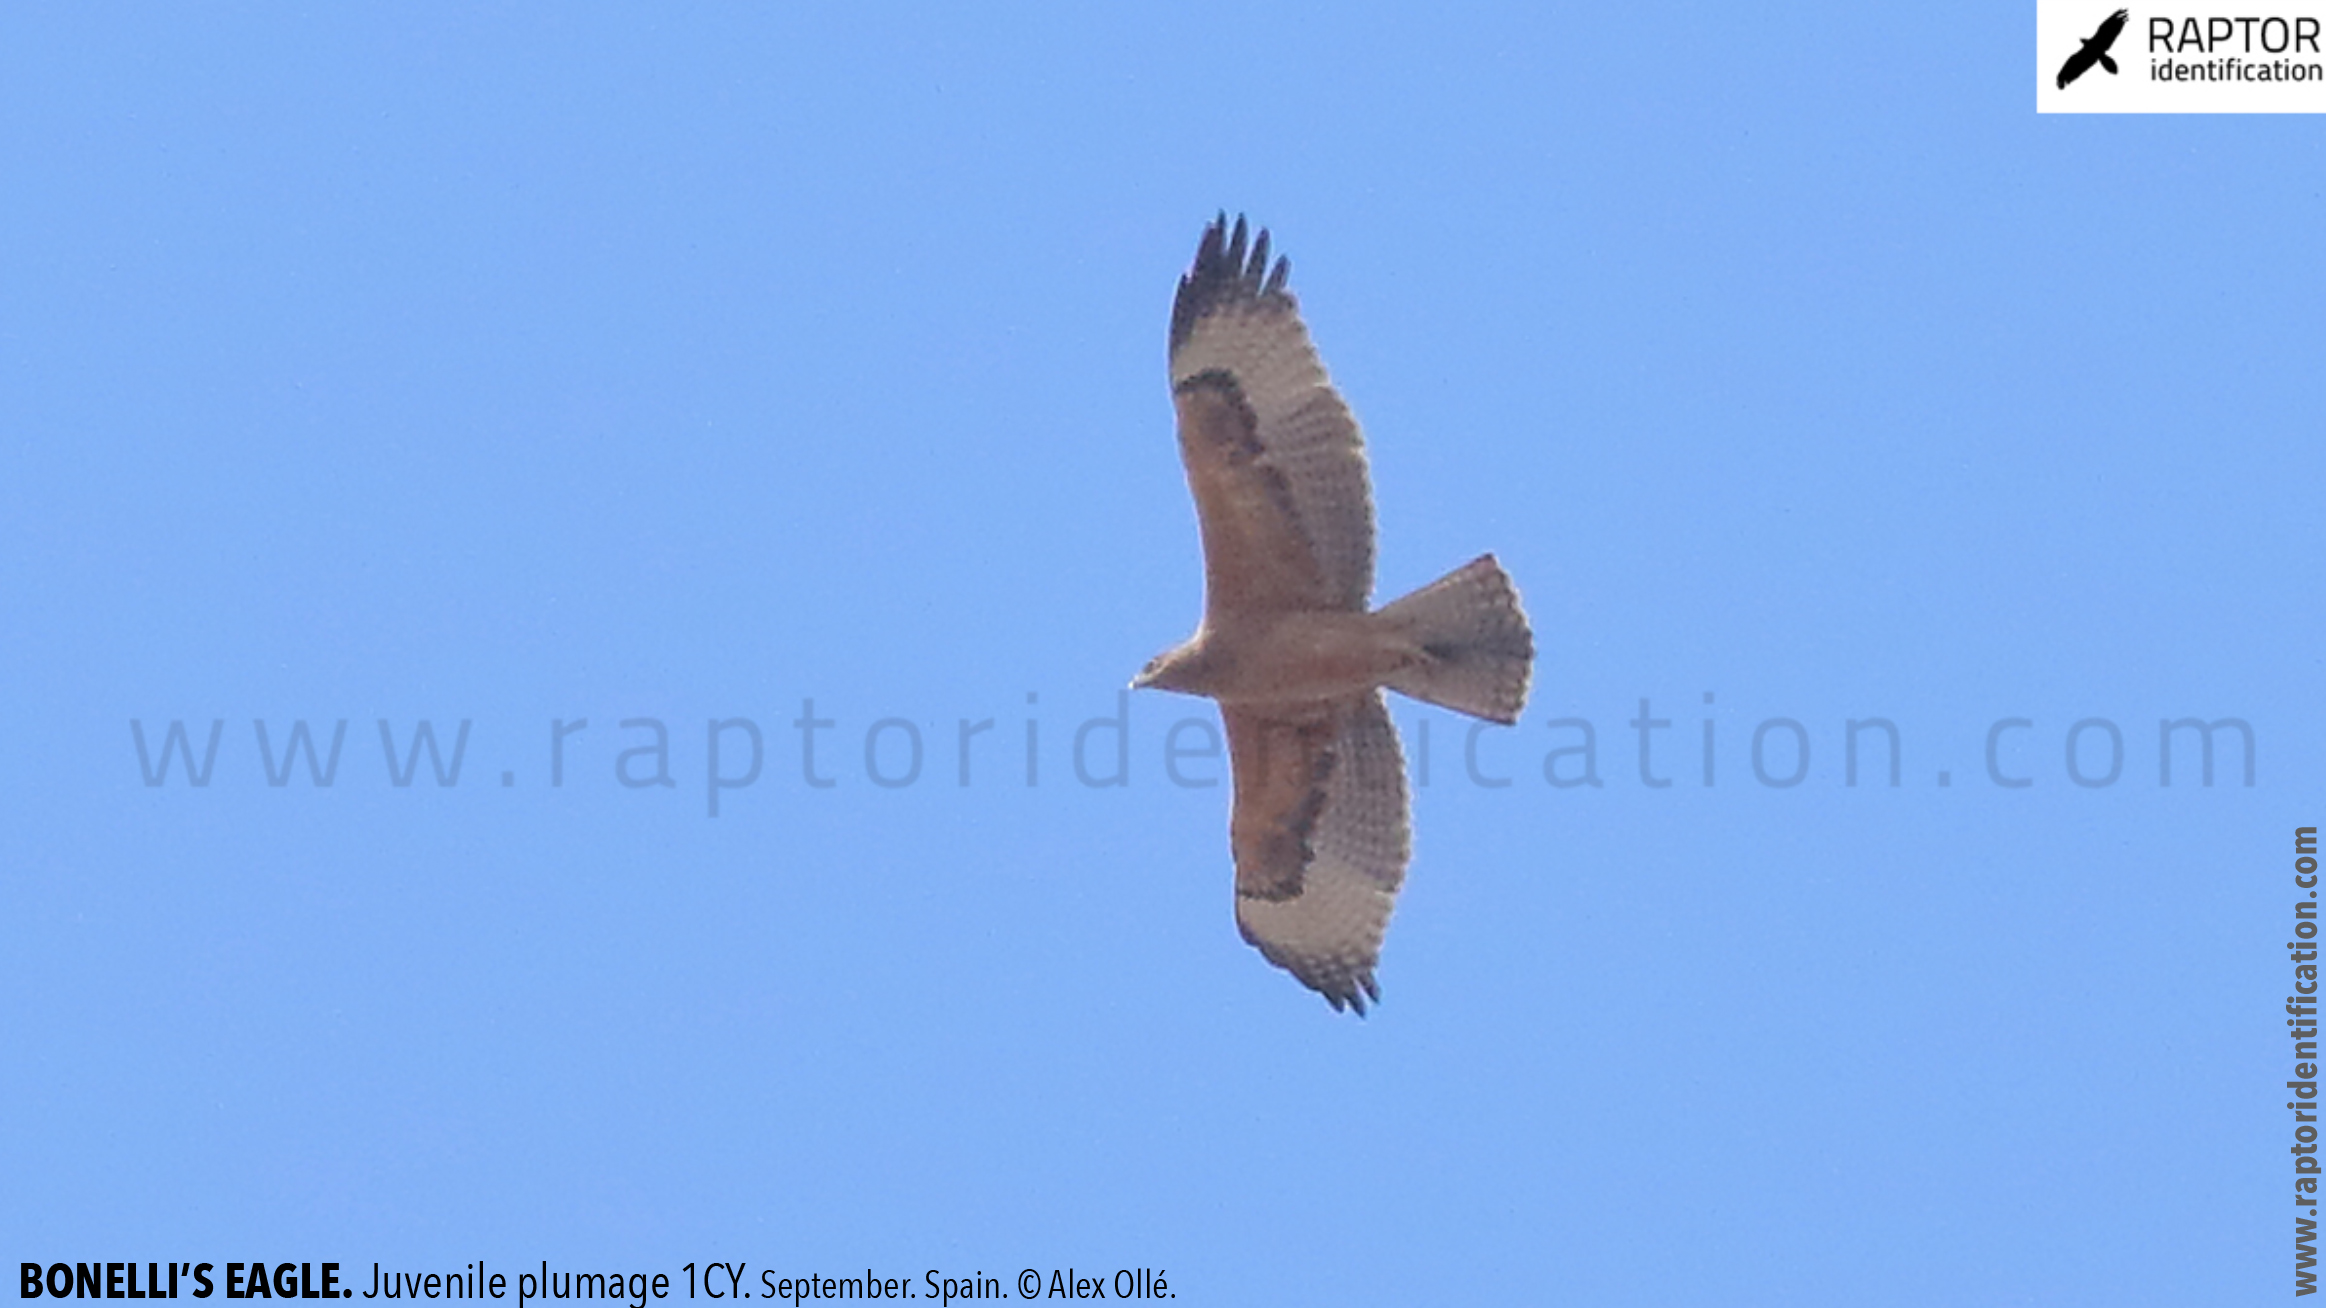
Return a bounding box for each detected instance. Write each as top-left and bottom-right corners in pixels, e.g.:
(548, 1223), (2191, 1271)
(1133, 214), (1533, 1014)
(2057, 9), (2128, 88)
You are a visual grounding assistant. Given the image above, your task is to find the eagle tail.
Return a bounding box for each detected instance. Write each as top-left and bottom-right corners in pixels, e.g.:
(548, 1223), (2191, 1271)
(1378, 554), (1533, 726)
(2100, 52), (2118, 74)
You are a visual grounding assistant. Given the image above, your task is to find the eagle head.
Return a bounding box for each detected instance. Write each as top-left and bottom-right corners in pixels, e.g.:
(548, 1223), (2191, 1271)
(1130, 639), (1211, 695)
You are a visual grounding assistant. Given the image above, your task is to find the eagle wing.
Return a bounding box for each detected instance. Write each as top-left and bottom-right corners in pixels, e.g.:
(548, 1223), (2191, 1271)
(1224, 692), (1412, 1013)
(1169, 214), (1376, 617)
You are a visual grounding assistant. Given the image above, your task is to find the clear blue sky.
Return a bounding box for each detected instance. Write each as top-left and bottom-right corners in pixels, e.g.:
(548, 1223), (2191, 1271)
(3, 5), (2319, 1304)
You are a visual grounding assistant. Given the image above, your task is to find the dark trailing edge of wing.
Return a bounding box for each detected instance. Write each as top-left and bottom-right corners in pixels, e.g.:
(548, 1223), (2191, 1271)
(1169, 212), (1294, 355)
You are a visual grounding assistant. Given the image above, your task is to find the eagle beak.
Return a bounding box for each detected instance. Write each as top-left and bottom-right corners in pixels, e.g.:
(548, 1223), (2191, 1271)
(1129, 668), (1155, 691)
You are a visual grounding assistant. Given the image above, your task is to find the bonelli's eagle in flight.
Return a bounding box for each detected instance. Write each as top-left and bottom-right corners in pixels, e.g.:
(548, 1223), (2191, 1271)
(1133, 214), (1534, 1014)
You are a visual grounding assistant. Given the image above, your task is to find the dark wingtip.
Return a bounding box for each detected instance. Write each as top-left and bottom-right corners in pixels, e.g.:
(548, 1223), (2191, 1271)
(1196, 212), (1226, 268)
(1319, 971), (1379, 1017)
(1169, 211), (1296, 356)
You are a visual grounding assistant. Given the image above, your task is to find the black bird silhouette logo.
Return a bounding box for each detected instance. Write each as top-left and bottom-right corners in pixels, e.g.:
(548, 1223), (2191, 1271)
(2058, 9), (2130, 88)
